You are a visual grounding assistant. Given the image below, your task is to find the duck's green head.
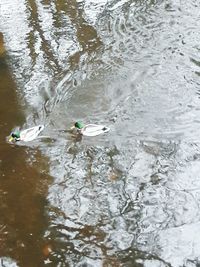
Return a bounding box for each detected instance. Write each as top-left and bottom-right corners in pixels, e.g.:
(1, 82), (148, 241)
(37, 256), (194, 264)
(9, 131), (20, 142)
(74, 121), (84, 129)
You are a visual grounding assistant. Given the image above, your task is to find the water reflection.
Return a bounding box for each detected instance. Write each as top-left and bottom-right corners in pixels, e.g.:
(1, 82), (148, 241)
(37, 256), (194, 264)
(1, 0), (200, 266)
(0, 35), (52, 267)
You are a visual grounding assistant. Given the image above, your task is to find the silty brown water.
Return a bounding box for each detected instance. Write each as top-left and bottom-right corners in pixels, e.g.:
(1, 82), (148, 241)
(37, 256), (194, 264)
(1, 0), (200, 266)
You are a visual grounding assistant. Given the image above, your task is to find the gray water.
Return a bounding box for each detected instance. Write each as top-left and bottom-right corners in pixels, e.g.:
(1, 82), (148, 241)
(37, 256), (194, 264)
(1, 0), (200, 266)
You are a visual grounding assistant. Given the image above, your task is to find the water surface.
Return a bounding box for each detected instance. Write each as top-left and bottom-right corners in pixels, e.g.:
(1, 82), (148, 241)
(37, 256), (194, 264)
(1, 0), (200, 266)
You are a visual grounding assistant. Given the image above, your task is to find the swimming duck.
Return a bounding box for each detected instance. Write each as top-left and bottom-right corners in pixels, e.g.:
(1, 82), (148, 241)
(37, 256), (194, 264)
(9, 125), (44, 142)
(71, 121), (110, 136)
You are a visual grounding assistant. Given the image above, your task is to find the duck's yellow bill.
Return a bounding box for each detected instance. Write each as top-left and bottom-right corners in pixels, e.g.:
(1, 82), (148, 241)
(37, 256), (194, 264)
(70, 126), (75, 130)
(9, 136), (14, 142)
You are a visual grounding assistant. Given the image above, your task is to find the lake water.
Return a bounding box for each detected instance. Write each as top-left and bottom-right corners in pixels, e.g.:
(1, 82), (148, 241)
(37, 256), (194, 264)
(1, 0), (200, 266)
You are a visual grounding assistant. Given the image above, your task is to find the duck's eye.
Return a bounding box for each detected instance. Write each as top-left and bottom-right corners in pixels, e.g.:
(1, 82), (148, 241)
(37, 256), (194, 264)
(75, 121), (84, 129)
(11, 132), (20, 138)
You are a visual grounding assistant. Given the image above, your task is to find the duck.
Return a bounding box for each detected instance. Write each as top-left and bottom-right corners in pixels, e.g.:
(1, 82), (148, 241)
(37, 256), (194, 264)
(71, 121), (110, 136)
(9, 125), (45, 142)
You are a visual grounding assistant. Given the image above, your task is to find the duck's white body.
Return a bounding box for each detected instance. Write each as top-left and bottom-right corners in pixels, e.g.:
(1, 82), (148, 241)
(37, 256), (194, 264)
(19, 125), (44, 142)
(79, 124), (110, 136)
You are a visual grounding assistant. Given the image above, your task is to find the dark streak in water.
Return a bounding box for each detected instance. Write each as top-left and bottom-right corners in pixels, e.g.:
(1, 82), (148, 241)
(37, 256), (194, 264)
(0, 33), (53, 267)
(2, 0), (200, 266)
(26, 0), (63, 73)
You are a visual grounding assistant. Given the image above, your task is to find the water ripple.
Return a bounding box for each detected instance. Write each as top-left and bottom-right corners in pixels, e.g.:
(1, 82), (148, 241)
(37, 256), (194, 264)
(2, 0), (200, 266)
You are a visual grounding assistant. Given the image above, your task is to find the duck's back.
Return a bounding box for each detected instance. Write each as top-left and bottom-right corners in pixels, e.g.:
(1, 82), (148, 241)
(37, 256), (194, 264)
(82, 124), (110, 136)
(20, 125), (44, 141)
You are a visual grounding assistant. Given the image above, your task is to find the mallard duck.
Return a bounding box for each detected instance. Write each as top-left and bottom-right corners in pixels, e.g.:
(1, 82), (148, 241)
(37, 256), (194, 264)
(71, 121), (110, 136)
(9, 125), (44, 142)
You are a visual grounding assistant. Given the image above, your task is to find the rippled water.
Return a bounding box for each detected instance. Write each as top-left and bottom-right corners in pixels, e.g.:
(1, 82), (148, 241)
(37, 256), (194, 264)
(1, 0), (200, 266)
